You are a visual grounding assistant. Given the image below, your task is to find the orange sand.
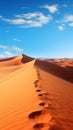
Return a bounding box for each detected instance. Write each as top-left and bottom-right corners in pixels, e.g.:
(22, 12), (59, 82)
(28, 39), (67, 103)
(0, 55), (73, 130)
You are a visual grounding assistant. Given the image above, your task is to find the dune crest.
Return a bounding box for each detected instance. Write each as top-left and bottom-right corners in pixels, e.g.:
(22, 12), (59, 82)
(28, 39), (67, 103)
(0, 54), (34, 79)
(0, 55), (73, 129)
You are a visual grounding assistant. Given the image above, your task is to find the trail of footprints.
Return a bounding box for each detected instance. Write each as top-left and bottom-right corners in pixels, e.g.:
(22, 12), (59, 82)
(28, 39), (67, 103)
(28, 70), (55, 130)
(28, 70), (64, 130)
(28, 80), (47, 129)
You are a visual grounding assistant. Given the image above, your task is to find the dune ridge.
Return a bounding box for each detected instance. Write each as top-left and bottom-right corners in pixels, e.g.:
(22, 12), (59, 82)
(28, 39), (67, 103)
(0, 55), (73, 130)
(0, 55), (54, 130)
(35, 59), (73, 83)
(0, 54), (34, 80)
(35, 59), (73, 130)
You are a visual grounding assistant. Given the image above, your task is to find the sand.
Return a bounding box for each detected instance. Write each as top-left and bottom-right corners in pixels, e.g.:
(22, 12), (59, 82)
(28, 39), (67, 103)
(0, 55), (73, 130)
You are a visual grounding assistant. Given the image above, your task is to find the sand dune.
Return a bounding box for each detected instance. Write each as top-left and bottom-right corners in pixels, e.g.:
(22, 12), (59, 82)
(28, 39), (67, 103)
(35, 59), (73, 130)
(0, 54), (34, 79)
(0, 55), (73, 130)
(35, 59), (73, 83)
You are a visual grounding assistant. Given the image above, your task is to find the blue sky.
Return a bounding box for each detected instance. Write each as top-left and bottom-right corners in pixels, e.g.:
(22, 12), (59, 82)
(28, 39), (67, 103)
(0, 0), (73, 58)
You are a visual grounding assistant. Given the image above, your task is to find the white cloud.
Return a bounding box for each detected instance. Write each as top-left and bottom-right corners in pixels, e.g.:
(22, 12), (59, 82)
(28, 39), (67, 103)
(1, 12), (52, 28)
(58, 26), (65, 31)
(41, 4), (58, 13)
(69, 23), (73, 26)
(13, 38), (22, 42)
(0, 44), (24, 53)
(15, 12), (40, 19)
(62, 15), (73, 22)
(56, 14), (73, 28)
(20, 12), (52, 28)
(2, 18), (25, 24)
(25, 20), (42, 27)
(38, 14), (52, 24)
(0, 45), (8, 49)
(12, 46), (23, 52)
(4, 51), (12, 55)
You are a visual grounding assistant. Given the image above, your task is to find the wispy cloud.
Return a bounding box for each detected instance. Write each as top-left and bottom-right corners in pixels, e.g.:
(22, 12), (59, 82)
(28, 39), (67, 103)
(20, 12), (52, 28)
(56, 14), (73, 29)
(0, 44), (24, 58)
(12, 46), (23, 52)
(13, 38), (22, 42)
(4, 51), (12, 55)
(0, 44), (24, 52)
(62, 14), (73, 22)
(2, 18), (25, 24)
(41, 4), (58, 13)
(0, 12), (52, 28)
(0, 5), (72, 30)
(15, 12), (40, 19)
(15, 12), (52, 27)
(0, 45), (8, 49)
(58, 25), (65, 31)
(69, 22), (73, 27)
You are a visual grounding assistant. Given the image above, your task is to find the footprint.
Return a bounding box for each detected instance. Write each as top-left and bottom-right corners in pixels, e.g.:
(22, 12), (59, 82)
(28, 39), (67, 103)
(33, 123), (44, 129)
(34, 80), (39, 84)
(36, 89), (42, 92)
(35, 84), (38, 87)
(34, 80), (39, 87)
(28, 110), (42, 119)
(38, 94), (43, 97)
(39, 102), (45, 106)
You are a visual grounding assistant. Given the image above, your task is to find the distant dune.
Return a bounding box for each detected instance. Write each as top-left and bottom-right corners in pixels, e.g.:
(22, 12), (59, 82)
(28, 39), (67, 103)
(35, 59), (73, 83)
(0, 54), (34, 79)
(0, 54), (73, 130)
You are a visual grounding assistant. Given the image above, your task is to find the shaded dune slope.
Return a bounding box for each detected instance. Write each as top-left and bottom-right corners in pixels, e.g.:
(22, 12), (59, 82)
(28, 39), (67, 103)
(65, 66), (73, 71)
(21, 54), (34, 63)
(34, 59), (73, 83)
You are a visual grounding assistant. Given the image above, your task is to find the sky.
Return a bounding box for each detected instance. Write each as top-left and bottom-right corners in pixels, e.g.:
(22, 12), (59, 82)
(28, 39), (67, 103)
(0, 0), (73, 58)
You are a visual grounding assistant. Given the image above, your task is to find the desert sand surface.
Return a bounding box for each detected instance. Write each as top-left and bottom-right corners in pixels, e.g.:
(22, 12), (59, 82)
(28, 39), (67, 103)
(0, 55), (73, 130)
(48, 58), (73, 68)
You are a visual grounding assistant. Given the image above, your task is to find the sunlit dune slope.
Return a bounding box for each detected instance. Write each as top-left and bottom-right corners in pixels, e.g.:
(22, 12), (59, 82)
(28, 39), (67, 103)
(0, 59), (39, 130)
(0, 54), (34, 66)
(0, 55), (73, 130)
(0, 54), (34, 79)
(0, 55), (52, 130)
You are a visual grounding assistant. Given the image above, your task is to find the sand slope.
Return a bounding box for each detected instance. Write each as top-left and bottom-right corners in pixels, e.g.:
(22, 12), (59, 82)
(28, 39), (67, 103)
(0, 56), (73, 130)
(0, 56), (52, 130)
(0, 60), (38, 130)
(0, 54), (34, 80)
(35, 59), (73, 130)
